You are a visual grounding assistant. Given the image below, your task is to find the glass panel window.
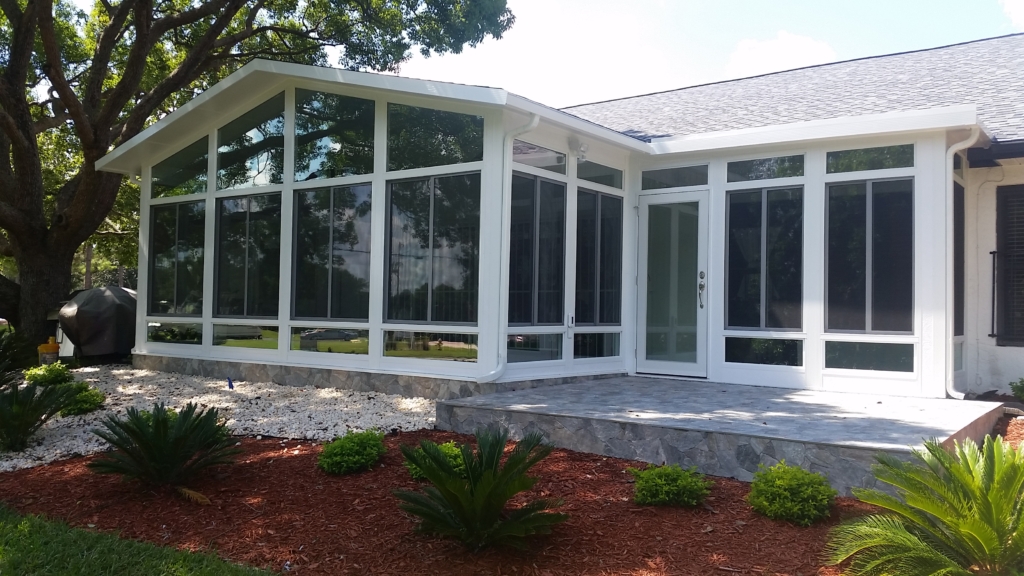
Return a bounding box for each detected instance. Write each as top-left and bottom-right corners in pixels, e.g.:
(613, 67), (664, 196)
(573, 333), (619, 358)
(386, 173), (480, 323)
(387, 104), (483, 171)
(576, 190), (622, 325)
(825, 341), (914, 372)
(577, 160), (623, 189)
(826, 144), (914, 174)
(147, 322), (202, 345)
(293, 184), (372, 320)
(727, 155), (804, 182)
(641, 165), (708, 190)
(954, 341), (965, 371)
(383, 331), (478, 362)
(152, 137), (208, 198)
(217, 93), (285, 189)
(294, 89), (375, 181)
(726, 187), (803, 329)
(291, 327), (369, 354)
(513, 140), (566, 175)
(509, 174), (565, 326)
(507, 334), (563, 363)
(953, 153), (965, 179)
(725, 337), (802, 366)
(646, 202), (699, 363)
(827, 179), (913, 333)
(149, 201), (205, 315)
(954, 182), (965, 337)
(213, 325), (279, 349)
(215, 193), (282, 317)
(995, 185), (1024, 346)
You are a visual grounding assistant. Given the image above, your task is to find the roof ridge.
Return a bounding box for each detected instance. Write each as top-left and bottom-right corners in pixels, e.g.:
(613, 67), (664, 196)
(560, 32), (1024, 111)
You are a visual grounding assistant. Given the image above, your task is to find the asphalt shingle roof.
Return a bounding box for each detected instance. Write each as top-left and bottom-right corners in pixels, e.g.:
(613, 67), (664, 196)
(562, 34), (1024, 144)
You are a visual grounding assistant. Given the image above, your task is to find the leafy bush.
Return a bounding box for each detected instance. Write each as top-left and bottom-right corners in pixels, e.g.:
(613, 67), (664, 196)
(395, 427), (568, 551)
(58, 382), (106, 417)
(23, 362), (74, 387)
(1010, 377), (1024, 402)
(0, 375), (78, 452)
(136, 406), (231, 443)
(404, 440), (466, 480)
(88, 403), (239, 492)
(826, 436), (1024, 576)
(318, 429), (386, 475)
(0, 330), (37, 373)
(628, 464), (712, 507)
(747, 460), (836, 526)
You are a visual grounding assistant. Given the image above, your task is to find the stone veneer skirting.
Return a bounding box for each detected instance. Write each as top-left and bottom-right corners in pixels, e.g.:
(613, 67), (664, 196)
(132, 354), (624, 400)
(436, 403), (911, 496)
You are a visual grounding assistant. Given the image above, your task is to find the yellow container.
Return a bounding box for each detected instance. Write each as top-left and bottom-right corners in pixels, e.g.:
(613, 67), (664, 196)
(38, 336), (59, 365)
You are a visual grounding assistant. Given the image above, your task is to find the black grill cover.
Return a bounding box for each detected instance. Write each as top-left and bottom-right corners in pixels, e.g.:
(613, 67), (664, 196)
(58, 286), (137, 357)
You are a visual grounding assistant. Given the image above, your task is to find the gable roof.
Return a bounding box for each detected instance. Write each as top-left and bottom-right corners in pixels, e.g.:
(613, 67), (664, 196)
(563, 33), (1024, 144)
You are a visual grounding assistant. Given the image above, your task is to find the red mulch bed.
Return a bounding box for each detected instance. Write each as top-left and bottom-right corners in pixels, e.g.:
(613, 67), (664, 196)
(0, 430), (874, 576)
(993, 414), (1024, 445)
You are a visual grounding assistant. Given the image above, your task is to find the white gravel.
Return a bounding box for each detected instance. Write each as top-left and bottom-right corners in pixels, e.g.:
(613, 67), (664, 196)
(0, 365), (435, 473)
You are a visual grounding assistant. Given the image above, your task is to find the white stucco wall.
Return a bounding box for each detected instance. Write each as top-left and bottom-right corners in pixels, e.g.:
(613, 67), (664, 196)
(964, 162), (1024, 394)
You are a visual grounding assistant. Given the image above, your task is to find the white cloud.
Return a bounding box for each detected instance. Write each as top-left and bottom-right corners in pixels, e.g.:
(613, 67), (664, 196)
(722, 31), (837, 80)
(1002, 0), (1024, 30)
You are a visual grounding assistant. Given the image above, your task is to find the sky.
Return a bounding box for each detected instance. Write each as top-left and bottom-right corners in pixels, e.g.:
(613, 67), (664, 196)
(384, 0), (1024, 108)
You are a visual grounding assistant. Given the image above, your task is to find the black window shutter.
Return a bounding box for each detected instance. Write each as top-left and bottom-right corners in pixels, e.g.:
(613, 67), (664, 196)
(997, 185), (1024, 346)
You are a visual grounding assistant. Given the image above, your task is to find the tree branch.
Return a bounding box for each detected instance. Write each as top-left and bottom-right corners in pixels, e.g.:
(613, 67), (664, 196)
(82, 0), (138, 114)
(37, 0), (96, 147)
(32, 111), (72, 134)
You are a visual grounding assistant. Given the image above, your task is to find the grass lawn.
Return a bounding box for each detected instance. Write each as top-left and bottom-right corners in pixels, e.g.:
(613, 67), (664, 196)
(289, 334), (369, 354)
(0, 505), (268, 576)
(218, 329), (280, 350)
(384, 346), (477, 360)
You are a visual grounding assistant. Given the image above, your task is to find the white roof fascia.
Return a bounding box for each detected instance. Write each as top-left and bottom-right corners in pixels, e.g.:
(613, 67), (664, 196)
(648, 105), (982, 155)
(505, 94), (653, 154)
(96, 59), (509, 174)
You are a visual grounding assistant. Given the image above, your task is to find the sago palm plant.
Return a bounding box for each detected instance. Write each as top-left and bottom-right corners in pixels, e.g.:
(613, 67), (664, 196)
(825, 435), (1024, 576)
(0, 374), (78, 452)
(395, 427), (568, 550)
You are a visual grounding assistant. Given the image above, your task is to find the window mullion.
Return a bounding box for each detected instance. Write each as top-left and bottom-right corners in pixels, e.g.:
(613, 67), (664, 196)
(865, 183), (873, 333)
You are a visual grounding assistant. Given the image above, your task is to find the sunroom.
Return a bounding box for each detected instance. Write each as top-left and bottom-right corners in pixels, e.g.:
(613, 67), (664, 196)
(96, 59), (984, 399)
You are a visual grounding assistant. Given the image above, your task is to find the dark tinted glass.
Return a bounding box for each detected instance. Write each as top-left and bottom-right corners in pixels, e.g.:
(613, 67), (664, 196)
(512, 140), (566, 175)
(176, 202), (207, 316)
(727, 155), (804, 182)
(387, 179), (431, 321)
(149, 205), (177, 314)
(575, 190), (597, 324)
(825, 341), (914, 372)
(387, 104), (483, 171)
(147, 322), (202, 344)
(826, 144), (913, 174)
(827, 183), (867, 330)
(507, 334), (562, 363)
(216, 198), (249, 315)
(578, 160), (622, 188)
(431, 173), (480, 323)
(331, 185), (372, 320)
(537, 180), (565, 324)
(291, 327), (369, 354)
(573, 333), (619, 358)
(294, 89), (374, 181)
(765, 188), (803, 329)
(508, 175), (535, 324)
(641, 165), (708, 190)
(954, 182), (965, 336)
(152, 137), (208, 198)
(871, 179), (913, 332)
(725, 338), (802, 366)
(383, 331), (478, 361)
(727, 190), (762, 327)
(599, 194), (623, 324)
(293, 190), (332, 318)
(217, 93), (285, 189)
(215, 194), (280, 317)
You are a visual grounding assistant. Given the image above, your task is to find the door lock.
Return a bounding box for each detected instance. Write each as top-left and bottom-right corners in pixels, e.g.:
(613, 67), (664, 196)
(698, 273), (706, 309)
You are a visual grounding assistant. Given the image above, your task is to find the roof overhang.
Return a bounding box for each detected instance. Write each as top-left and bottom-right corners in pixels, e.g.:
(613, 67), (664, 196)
(647, 105), (984, 156)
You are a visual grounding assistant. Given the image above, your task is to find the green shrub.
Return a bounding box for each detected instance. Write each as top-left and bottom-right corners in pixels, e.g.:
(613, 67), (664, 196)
(394, 427), (568, 551)
(136, 406), (231, 443)
(747, 460), (836, 526)
(58, 382), (105, 417)
(1010, 377), (1024, 402)
(0, 375), (78, 452)
(826, 436), (1024, 576)
(404, 440), (466, 480)
(23, 362), (74, 387)
(88, 403), (239, 491)
(628, 464), (712, 507)
(317, 429), (386, 475)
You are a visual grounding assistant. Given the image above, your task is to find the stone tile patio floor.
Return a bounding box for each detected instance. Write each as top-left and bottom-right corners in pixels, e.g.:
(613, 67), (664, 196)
(437, 377), (1004, 494)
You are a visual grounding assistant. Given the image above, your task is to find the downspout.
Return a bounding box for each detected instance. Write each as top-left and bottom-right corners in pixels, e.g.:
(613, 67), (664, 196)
(477, 113), (541, 383)
(945, 125), (981, 399)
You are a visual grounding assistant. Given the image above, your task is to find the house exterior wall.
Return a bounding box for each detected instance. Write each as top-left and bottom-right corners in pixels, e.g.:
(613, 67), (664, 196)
(963, 162), (1024, 394)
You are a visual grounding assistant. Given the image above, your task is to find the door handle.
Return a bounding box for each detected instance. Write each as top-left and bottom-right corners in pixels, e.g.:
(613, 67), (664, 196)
(698, 273), (706, 309)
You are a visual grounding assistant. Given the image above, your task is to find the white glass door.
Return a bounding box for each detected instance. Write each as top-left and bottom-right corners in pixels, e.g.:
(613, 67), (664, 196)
(637, 191), (709, 377)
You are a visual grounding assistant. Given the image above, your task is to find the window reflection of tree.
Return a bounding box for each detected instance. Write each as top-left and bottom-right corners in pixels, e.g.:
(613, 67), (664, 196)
(387, 104), (484, 171)
(216, 194), (281, 317)
(217, 93), (285, 189)
(294, 90), (374, 181)
(152, 137), (208, 198)
(149, 202), (205, 315)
